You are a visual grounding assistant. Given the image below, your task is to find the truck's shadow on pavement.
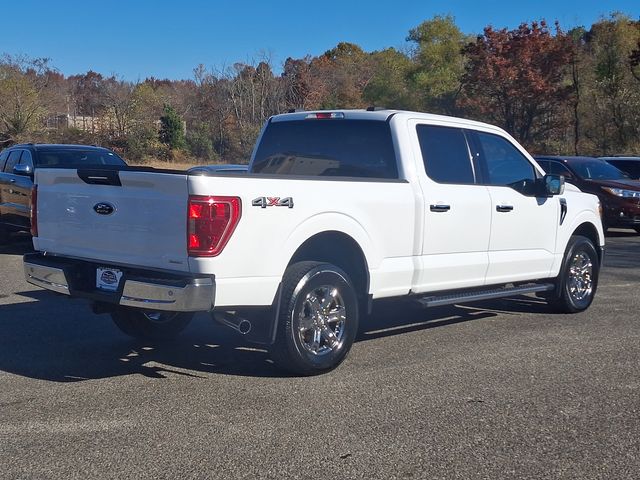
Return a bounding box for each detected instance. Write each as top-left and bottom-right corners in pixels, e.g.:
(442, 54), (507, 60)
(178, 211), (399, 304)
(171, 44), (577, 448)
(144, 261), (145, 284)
(0, 286), (553, 382)
(359, 296), (551, 343)
(0, 288), (280, 381)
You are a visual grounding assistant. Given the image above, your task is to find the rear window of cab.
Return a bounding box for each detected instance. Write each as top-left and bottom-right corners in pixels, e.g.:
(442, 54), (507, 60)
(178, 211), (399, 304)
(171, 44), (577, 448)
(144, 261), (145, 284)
(36, 149), (126, 167)
(252, 119), (398, 179)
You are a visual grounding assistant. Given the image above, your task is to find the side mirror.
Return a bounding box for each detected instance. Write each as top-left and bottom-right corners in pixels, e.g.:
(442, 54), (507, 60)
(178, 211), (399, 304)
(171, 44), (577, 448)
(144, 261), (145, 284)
(13, 164), (33, 177)
(542, 174), (565, 196)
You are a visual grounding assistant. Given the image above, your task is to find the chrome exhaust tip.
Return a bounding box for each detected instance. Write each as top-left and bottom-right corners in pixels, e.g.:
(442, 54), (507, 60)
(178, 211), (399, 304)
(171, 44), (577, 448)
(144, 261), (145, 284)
(215, 312), (252, 335)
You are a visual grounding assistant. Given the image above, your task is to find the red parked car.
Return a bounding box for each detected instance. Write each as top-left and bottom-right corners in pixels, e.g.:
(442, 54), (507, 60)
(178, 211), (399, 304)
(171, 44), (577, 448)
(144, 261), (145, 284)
(535, 155), (640, 233)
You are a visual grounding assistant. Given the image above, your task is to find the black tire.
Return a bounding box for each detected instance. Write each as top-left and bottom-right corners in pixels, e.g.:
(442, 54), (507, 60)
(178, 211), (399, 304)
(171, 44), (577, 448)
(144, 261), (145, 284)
(110, 307), (194, 341)
(271, 261), (359, 376)
(548, 235), (599, 313)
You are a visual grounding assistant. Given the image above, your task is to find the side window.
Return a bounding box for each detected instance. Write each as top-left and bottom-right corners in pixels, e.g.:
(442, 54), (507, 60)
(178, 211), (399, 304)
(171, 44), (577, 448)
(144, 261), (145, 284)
(627, 164), (640, 179)
(4, 150), (22, 173)
(416, 125), (475, 184)
(0, 151), (8, 172)
(19, 150), (34, 169)
(536, 160), (550, 171)
(545, 161), (573, 178)
(612, 161), (640, 179)
(474, 132), (536, 187)
(608, 161), (624, 173)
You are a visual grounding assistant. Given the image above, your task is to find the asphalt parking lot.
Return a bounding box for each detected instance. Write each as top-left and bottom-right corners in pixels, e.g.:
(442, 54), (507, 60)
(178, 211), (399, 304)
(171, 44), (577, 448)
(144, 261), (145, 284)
(1, 232), (639, 479)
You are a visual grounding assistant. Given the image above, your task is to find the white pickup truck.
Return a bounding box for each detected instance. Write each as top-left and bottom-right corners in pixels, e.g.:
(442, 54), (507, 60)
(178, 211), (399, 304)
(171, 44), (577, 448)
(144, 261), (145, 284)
(24, 109), (604, 375)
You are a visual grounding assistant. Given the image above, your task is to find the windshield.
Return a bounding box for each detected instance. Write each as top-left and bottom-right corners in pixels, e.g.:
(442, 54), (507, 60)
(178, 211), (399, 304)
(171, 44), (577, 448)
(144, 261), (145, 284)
(252, 119), (398, 179)
(572, 160), (629, 180)
(36, 150), (126, 167)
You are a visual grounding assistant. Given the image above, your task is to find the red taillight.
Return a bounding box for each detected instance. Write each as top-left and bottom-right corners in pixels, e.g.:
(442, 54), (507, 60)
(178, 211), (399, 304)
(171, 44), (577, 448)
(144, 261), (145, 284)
(30, 185), (38, 237)
(187, 196), (241, 257)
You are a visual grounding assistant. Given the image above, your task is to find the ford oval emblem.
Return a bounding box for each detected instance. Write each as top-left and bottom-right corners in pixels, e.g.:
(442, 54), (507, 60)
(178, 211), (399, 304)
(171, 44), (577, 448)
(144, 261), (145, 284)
(94, 202), (115, 216)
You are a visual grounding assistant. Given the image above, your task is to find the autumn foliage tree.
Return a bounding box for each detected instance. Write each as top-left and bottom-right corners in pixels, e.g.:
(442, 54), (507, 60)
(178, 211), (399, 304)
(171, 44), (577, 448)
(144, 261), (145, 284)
(407, 15), (469, 113)
(314, 43), (373, 108)
(159, 104), (186, 150)
(282, 56), (328, 110)
(632, 39), (640, 82)
(460, 21), (572, 148)
(0, 55), (56, 144)
(363, 48), (415, 109)
(582, 14), (640, 154)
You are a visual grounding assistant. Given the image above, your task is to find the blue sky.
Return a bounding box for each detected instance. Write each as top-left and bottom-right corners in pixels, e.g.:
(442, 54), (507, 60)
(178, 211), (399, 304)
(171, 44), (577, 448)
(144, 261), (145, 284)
(2, 0), (638, 80)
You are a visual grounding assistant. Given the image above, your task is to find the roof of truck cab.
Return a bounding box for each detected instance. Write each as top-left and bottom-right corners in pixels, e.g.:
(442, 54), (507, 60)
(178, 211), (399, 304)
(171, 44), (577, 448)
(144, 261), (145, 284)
(269, 109), (509, 133)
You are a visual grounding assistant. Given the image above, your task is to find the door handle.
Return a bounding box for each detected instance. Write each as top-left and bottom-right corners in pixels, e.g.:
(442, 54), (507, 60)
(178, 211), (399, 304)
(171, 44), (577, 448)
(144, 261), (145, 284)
(496, 205), (514, 212)
(9, 179), (16, 183)
(430, 204), (451, 212)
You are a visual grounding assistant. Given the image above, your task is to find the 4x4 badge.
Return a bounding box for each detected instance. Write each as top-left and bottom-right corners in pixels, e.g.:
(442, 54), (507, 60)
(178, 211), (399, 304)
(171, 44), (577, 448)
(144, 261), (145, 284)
(252, 197), (294, 209)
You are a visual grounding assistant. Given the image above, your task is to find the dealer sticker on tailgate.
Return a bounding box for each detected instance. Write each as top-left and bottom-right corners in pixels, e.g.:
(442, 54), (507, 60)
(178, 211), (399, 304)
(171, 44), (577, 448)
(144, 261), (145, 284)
(96, 267), (123, 292)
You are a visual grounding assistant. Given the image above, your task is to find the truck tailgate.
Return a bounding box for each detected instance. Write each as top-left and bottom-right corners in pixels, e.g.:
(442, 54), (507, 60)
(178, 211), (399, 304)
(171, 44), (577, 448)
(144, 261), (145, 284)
(34, 168), (191, 272)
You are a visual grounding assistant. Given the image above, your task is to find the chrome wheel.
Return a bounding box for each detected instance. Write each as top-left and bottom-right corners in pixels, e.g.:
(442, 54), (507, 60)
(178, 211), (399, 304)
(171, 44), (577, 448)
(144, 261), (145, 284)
(297, 285), (347, 356)
(567, 251), (593, 302)
(273, 262), (359, 375)
(548, 235), (599, 314)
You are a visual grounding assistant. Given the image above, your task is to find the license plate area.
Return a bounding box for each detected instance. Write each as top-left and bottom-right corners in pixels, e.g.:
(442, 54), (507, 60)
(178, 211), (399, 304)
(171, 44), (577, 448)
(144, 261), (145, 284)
(96, 267), (123, 292)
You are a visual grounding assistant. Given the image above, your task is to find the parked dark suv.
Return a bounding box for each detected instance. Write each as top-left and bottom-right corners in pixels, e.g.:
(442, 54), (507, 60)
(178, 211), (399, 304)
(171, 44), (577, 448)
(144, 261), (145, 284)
(535, 155), (640, 233)
(0, 144), (126, 242)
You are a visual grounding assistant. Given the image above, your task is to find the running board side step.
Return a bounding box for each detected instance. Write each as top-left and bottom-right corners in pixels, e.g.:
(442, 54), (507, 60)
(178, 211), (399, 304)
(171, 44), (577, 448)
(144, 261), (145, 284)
(416, 283), (555, 308)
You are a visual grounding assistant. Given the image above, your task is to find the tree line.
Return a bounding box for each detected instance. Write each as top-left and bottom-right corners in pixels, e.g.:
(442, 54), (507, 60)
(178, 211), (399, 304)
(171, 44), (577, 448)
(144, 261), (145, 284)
(0, 12), (639, 164)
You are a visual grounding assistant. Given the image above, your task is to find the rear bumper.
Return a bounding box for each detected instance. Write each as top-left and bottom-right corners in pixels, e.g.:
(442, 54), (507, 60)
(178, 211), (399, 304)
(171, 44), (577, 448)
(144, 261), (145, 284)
(24, 253), (215, 312)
